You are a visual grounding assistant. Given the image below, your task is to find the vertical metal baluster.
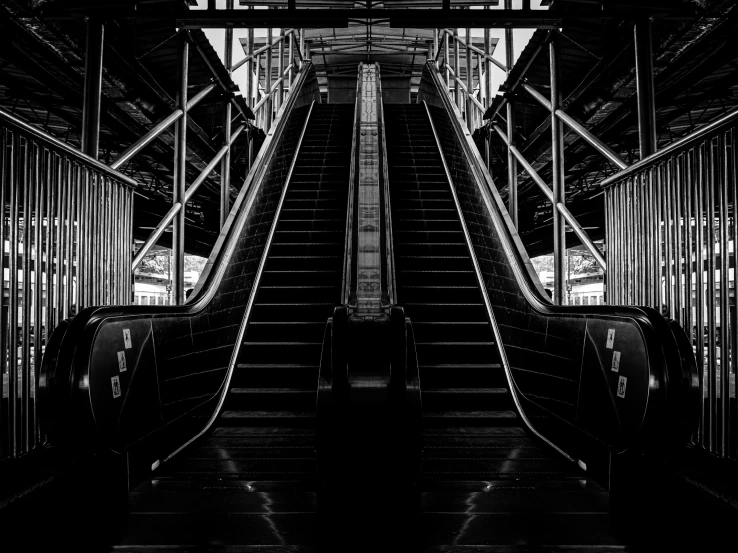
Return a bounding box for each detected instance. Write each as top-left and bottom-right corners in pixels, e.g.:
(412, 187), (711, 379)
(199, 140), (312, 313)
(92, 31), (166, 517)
(93, 173), (100, 305)
(66, 160), (75, 317)
(0, 129), (8, 459)
(45, 151), (55, 342)
(620, 183), (626, 304)
(127, 188), (134, 303)
(675, 156), (684, 323)
(21, 138), (33, 453)
(649, 167), (658, 308)
(74, 164), (82, 315)
(32, 144), (44, 447)
(732, 128), (738, 459)
(8, 133), (20, 457)
(59, 158), (68, 319)
(684, 151), (694, 356)
(707, 137), (718, 452)
(695, 142), (706, 446)
(605, 188), (612, 303)
(104, 178), (112, 304)
(634, 176), (641, 304)
(114, 183), (121, 303)
(644, 172), (653, 307)
(665, 161), (675, 317)
(720, 131), (730, 456)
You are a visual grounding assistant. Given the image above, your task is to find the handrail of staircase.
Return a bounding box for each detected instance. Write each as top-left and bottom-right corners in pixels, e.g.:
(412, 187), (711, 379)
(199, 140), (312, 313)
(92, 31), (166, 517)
(0, 106), (138, 188)
(341, 63), (363, 307)
(376, 64), (397, 306)
(599, 105), (738, 189)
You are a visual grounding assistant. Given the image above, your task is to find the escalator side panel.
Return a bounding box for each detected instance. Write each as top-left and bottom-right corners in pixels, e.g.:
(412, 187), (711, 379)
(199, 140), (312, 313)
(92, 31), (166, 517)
(417, 65), (697, 471)
(40, 65), (321, 472)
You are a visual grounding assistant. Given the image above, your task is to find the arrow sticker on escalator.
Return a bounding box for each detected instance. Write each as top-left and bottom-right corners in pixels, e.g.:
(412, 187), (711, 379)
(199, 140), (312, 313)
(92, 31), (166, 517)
(617, 375), (627, 398)
(606, 329), (615, 349)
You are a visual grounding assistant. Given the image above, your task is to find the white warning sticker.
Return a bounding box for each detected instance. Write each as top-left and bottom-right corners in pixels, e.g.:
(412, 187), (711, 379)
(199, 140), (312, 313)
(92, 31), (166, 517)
(117, 351), (127, 373)
(617, 375), (627, 398)
(611, 351), (621, 373)
(606, 329), (615, 349)
(123, 329), (132, 349)
(111, 375), (122, 398)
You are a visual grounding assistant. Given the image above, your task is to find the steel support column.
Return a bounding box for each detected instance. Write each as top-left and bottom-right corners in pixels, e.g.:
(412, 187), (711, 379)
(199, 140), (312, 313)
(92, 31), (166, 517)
(278, 28), (285, 111)
(466, 27), (473, 132)
(550, 34), (566, 305)
(444, 29), (450, 91)
(173, 36), (188, 305)
(634, 18), (657, 158)
(453, 28), (461, 110)
(81, 18), (104, 159)
(505, 1), (518, 228)
(266, 27), (273, 128)
(221, 0), (234, 228)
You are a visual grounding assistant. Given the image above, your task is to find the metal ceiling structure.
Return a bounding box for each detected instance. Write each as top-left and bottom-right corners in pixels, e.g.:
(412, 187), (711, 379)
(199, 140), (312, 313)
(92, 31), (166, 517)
(2, 0), (733, 260)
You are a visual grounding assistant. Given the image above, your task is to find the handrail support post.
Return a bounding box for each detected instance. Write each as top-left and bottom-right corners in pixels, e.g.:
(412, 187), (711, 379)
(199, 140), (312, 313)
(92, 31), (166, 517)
(550, 33), (566, 305)
(172, 35), (188, 305)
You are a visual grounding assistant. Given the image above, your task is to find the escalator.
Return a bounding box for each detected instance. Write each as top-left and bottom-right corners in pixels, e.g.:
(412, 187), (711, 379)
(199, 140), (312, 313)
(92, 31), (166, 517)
(34, 65), (355, 549)
(28, 60), (701, 551)
(158, 104), (353, 483)
(382, 61), (700, 549)
(386, 103), (616, 548)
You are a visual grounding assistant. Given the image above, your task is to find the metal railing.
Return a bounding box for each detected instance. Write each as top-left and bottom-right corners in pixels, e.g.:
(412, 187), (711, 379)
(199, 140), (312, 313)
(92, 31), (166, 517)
(233, 28), (305, 133)
(1, 107), (136, 462)
(435, 28), (495, 134)
(130, 28), (309, 296)
(601, 107), (738, 460)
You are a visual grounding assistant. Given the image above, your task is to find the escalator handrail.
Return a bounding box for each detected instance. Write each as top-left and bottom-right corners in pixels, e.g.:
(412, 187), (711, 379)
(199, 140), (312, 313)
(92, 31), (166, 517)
(422, 100), (573, 463)
(342, 63), (363, 306)
(166, 100), (317, 461)
(376, 64), (397, 306)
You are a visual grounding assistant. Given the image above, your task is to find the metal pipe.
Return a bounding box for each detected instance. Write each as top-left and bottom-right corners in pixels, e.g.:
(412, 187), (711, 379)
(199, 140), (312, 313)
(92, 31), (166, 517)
(506, 17), (518, 229)
(278, 28), (285, 110)
(550, 35), (566, 305)
(32, 144), (44, 445)
(288, 30), (294, 90)
(466, 28), (473, 132)
(131, 203), (182, 271)
(21, 140), (32, 452)
(231, 31), (292, 72)
(221, 5), (234, 230)
(634, 18), (657, 159)
(521, 83), (629, 172)
(719, 132), (730, 456)
(0, 108), (136, 187)
(493, 125), (605, 269)
(444, 28), (450, 92)
(266, 27), (273, 130)
(706, 137), (717, 450)
(172, 36), (188, 305)
(0, 129), (7, 451)
(109, 82), (215, 172)
(453, 28), (461, 110)
(81, 18), (104, 159)
(8, 133), (19, 456)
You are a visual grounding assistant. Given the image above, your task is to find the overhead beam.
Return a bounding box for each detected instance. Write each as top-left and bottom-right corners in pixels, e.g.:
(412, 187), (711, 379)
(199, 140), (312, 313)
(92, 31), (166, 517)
(42, 7), (694, 28)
